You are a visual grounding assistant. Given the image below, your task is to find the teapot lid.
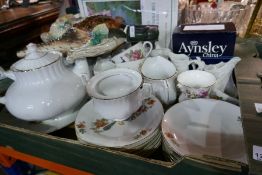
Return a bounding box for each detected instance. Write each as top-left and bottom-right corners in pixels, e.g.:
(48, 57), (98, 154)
(11, 43), (61, 72)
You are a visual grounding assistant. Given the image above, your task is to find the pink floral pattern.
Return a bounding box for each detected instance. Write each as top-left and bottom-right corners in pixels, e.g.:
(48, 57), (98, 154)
(124, 49), (143, 61)
(184, 88), (210, 99)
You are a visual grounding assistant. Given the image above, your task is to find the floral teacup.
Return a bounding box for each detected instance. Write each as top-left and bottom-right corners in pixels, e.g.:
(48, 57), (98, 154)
(177, 70), (216, 99)
(112, 41), (153, 63)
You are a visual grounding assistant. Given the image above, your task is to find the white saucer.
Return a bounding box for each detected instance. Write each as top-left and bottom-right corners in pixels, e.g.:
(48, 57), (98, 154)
(162, 98), (247, 163)
(75, 96), (164, 148)
(0, 102), (84, 133)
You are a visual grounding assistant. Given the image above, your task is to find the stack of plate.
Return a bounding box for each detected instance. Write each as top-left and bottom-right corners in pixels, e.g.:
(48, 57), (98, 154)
(162, 98), (247, 164)
(162, 137), (182, 162)
(75, 96), (164, 157)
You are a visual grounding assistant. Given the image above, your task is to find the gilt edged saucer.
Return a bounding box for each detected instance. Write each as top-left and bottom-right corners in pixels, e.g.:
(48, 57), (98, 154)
(162, 98), (247, 163)
(75, 96), (164, 148)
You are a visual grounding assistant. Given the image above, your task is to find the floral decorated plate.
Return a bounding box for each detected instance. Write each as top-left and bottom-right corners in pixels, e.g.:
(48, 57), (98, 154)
(162, 98), (247, 163)
(75, 96), (164, 147)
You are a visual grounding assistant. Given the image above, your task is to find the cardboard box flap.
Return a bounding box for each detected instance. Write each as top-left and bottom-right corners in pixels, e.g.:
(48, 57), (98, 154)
(175, 22), (236, 34)
(0, 121), (248, 175)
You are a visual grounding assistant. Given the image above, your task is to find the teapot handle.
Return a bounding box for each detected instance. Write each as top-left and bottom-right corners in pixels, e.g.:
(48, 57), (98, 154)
(188, 57), (205, 70)
(0, 67), (11, 105)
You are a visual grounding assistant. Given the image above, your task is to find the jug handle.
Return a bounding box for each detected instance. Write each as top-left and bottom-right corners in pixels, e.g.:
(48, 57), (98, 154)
(188, 57), (205, 70)
(142, 41), (153, 58)
(71, 58), (91, 86)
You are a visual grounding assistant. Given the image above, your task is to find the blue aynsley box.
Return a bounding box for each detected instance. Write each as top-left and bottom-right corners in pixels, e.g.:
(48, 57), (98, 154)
(172, 22), (236, 64)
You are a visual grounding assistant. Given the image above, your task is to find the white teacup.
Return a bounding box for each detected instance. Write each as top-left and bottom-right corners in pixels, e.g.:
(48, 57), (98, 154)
(111, 41), (153, 63)
(86, 68), (151, 121)
(141, 56), (177, 105)
(115, 59), (145, 72)
(177, 70), (216, 99)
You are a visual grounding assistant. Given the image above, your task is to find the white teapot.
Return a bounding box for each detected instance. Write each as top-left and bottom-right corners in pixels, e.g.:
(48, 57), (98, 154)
(0, 43), (88, 121)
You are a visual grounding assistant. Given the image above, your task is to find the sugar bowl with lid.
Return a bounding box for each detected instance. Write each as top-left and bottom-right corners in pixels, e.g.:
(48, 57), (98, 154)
(140, 56), (177, 106)
(0, 43), (87, 121)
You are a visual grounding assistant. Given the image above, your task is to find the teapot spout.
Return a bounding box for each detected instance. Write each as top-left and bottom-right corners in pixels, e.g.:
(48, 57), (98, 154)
(0, 67), (16, 80)
(72, 58), (91, 85)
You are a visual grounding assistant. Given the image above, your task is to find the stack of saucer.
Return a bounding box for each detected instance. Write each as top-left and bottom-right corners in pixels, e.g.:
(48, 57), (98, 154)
(162, 98), (247, 163)
(162, 137), (182, 162)
(75, 68), (164, 156)
(75, 96), (164, 156)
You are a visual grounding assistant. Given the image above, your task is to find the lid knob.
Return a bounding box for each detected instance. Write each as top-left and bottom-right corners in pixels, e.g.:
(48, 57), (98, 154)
(11, 43), (60, 71)
(25, 43), (46, 60)
(26, 43), (37, 53)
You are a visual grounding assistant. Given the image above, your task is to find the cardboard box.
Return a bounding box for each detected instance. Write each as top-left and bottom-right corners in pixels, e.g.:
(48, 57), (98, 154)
(172, 22), (236, 64)
(235, 57), (262, 175)
(0, 78), (248, 175)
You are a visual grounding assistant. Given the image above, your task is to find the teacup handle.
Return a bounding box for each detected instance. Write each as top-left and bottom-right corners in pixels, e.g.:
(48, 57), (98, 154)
(157, 80), (170, 105)
(188, 57), (205, 70)
(177, 83), (186, 91)
(142, 41), (153, 58)
(141, 82), (153, 99)
(159, 80), (177, 105)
